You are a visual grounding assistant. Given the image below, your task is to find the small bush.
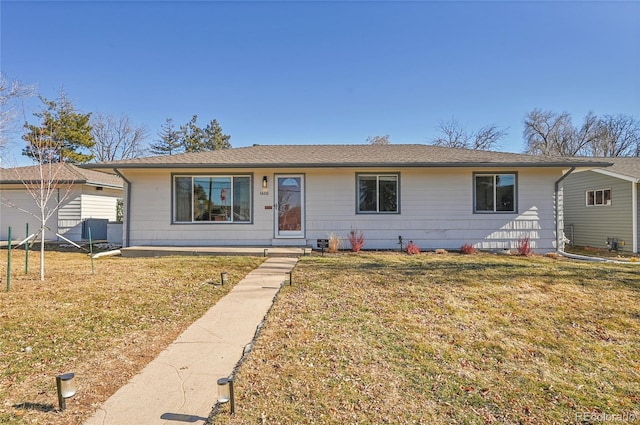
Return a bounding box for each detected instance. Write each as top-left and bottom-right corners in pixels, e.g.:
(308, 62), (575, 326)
(460, 243), (476, 255)
(517, 237), (533, 256)
(348, 229), (365, 252)
(406, 241), (420, 255)
(327, 233), (342, 253)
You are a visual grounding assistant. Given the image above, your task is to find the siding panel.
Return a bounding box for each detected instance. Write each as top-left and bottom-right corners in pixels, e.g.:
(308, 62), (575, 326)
(563, 171), (634, 252)
(122, 167), (563, 253)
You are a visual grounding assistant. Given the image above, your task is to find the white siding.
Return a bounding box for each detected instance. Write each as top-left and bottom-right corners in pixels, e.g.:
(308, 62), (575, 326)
(80, 186), (121, 221)
(57, 188), (83, 240)
(121, 167), (564, 253)
(563, 171), (636, 252)
(1, 184), (123, 242)
(0, 187), (60, 241)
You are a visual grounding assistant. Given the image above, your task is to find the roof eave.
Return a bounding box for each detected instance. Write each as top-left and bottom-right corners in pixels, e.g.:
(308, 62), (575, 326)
(86, 161), (613, 170)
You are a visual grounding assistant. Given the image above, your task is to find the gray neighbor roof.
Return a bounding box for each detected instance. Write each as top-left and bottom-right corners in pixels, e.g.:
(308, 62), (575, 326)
(0, 163), (123, 188)
(85, 144), (613, 169)
(593, 157), (640, 180)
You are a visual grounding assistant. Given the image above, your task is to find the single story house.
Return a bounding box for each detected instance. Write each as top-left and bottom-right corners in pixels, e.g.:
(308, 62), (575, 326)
(0, 163), (123, 243)
(86, 144), (610, 253)
(563, 157), (639, 254)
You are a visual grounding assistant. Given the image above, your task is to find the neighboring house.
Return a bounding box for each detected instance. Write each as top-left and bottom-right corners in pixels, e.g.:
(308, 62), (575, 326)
(563, 157), (639, 254)
(0, 163), (123, 243)
(86, 144), (609, 253)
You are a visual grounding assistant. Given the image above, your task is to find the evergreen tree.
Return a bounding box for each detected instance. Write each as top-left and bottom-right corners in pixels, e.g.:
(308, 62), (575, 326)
(150, 118), (183, 155)
(22, 92), (94, 163)
(203, 119), (231, 150)
(180, 115), (207, 153)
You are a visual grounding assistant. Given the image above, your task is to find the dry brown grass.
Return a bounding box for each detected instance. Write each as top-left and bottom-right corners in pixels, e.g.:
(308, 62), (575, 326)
(212, 252), (640, 425)
(0, 250), (264, 425)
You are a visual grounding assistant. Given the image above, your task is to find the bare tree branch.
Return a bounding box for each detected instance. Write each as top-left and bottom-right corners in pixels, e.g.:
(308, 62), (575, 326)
(90, 113), (149, 161)
(431, 118), (470, 149)
(2, 122), (76, 280)
(431, 118), (505, 151)
(523, 109), (576, 155)
(524, 109), (640, 157)
(0, 73), (35, 154)
(589, 114), (640, 157)
(473, 124), (507, 150)
(366, 135), (391, 145)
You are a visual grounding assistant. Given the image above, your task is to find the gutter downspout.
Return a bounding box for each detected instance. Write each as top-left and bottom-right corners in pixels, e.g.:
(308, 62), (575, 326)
(113, 169), (131, 248)
(633, 180), (638, 254)
(554, 167), (576, 252)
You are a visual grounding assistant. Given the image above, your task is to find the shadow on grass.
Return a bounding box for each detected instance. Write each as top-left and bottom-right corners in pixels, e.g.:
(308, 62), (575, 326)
(13, 402), (56, 412)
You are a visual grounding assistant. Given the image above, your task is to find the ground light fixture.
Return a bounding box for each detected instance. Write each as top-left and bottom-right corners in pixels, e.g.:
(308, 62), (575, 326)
(287, 271), (293, 286)
(264, 248), (269, 257)
(56, 372), (77, 411)
(217, 376), (235, 414)
(220, 272), (228, 285)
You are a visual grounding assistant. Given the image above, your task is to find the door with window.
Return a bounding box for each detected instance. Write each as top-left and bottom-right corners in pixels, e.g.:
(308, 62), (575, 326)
(275, 175), (305, 238)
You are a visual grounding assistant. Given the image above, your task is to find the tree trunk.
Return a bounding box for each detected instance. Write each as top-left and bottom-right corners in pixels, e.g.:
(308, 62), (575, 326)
(40, 217), (45, 281)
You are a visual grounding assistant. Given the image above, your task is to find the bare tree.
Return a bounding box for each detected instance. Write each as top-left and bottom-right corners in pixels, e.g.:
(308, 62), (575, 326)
(523, 109), (600, 156)
(431, 119), (469, 149)
(589, 114), (640, 157)
(524, 109), (639, 157)
(472, 124), (508, 150)
(431, 118), (505, 150)
(90, 113), (148, 161)
(366, 135), (391, 145)
(1, 126), (75, 280)
(0, 73), (34, 154)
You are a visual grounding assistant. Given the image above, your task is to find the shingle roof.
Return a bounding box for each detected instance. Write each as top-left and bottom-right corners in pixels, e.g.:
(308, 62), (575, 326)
(594, 157), (640, 180)
(85, 144), (612, 169)
(0, 163), (123, 188)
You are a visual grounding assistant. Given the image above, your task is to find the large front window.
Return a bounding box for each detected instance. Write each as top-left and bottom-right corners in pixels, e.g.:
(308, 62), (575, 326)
(173, 175), (251, 223)
(474, 173), (516, 213)
(357, 174), (399, 213)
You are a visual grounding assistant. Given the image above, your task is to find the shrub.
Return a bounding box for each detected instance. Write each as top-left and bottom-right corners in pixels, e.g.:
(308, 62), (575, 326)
(406, 241), (420, 255)
(348, 229), (365, 252)
(460, 243), (476, 254)
(327, 233), (342, 253)
(517, 237), (533, 256)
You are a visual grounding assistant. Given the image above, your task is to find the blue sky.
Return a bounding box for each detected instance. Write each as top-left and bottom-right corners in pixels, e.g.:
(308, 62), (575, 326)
(2, 1), (639, 164)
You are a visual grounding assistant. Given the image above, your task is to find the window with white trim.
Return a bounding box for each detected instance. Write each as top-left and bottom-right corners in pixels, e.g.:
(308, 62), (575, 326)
(357, 173), (399, 213)
(173, 175), (252, 223)
(474, 173), (517, 213)
(586, 189), (611, 206)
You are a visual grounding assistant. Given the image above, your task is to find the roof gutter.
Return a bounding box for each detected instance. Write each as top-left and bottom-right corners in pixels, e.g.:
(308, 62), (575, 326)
(113, 168), (131, 248)
(554, 167), (576, 252)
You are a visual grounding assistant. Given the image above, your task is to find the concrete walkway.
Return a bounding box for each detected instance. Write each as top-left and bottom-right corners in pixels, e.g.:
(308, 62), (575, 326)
(83, 257), (298, 425)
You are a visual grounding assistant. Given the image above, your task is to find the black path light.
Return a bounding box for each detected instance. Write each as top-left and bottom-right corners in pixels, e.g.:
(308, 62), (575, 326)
(56, 372), (77, 411)
(220, 272), (228, 285)
(217, 376), (235, 414)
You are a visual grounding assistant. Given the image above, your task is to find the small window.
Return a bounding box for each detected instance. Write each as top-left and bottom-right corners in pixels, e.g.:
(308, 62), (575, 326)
(586, 189), (611, 206)
(357, 174), (399, 213)
(474, 173), (516, 213)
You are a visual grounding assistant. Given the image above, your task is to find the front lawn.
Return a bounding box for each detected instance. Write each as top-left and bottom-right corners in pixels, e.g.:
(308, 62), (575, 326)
(0, 251), (264, 425)
(216, 253), (640, 424)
